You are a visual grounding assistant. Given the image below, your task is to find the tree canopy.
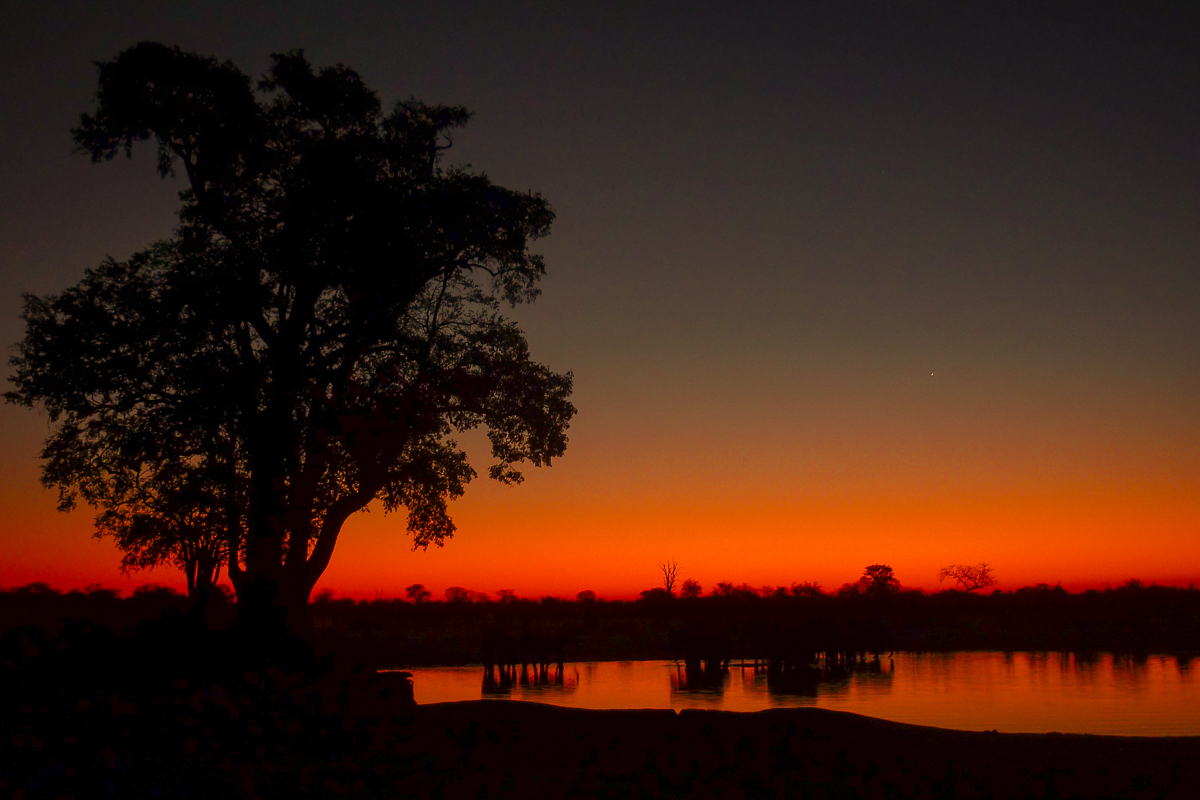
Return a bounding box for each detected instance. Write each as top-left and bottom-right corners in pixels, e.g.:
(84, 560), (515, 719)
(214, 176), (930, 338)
(856, 564), (900, 597)
(938, 563), (997, 593)
(7, 43), (574, 634)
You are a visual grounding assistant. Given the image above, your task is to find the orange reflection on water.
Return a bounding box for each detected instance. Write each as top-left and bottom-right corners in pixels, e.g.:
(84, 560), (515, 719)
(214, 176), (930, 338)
(400, 652), (1200, 735)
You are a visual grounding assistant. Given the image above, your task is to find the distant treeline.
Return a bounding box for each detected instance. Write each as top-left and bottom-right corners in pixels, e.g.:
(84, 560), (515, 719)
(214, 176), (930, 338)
(309, 581), (1200, 666)
(6, 580), (1195, 666)
(0, 582), (236, 634)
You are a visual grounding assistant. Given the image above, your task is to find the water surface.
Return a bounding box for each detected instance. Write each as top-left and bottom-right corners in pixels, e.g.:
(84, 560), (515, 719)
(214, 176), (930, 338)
(395, 652), (1200, 736)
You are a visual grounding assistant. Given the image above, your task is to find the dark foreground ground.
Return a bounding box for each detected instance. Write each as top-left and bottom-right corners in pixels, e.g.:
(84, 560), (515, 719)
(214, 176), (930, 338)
(5, 619), (1199, 798)
(9, 683), (1200, 798)
(411, 701), (1200, 799)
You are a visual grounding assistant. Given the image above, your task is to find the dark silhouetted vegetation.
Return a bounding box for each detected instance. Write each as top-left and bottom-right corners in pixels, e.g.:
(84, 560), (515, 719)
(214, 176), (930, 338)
(1, 611), (420, 797)
(0, 582), (234, 636)
(939, 562), (997, 593)
(852, 564), (901, 597)
(6, 577), (1198, 671)
(7, 42), (574, 640)
(659, 558), (680, 595)
(301, 579), (1200, 667)
(4, 577), (1199, 796)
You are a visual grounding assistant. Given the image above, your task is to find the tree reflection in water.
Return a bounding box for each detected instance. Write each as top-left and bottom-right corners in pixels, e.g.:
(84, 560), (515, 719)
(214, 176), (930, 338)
(405, 654), (1200, 734)
(670, 655), (896, 701)
(482, 663), (578, 698)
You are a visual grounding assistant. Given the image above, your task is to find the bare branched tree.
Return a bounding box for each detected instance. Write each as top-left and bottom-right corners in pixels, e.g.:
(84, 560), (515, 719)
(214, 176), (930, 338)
(659, 558), (680, 596)
(938, 563), (997, 593)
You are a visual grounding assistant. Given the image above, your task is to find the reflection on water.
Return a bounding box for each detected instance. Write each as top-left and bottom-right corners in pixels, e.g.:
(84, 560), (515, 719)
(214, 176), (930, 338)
(397, 652), (1200, 735)
(668, 655), (894, 701)
(481, 660), (575, 697)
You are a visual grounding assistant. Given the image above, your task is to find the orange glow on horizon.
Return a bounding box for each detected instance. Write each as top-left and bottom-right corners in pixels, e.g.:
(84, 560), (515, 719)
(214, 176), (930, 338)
(3, 359), (1198, 601)
(6, 459), (1197, 601)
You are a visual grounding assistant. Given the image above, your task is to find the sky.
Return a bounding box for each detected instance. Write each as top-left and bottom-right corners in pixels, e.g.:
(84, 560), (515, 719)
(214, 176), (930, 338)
(2, 1), (1198, 599)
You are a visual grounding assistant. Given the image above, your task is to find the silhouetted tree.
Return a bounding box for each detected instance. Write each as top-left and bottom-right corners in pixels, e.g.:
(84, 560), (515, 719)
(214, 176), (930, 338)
(40, 421), (236, 614)
(938, 563), (996, 593)
(659, 559), (680, 596)
(101, 505), (227, 615)
(7, 43), (574, 637)
(496, 589), (518, 603)
(444, 586), (488, 603)
(680, 578), (702, 598)
(789, 581), (824, 598)
(575, 589), (597, 603)
(711, 582), (758, 599)
(405, 584), (431, 604)
(857, 564), (900, 597)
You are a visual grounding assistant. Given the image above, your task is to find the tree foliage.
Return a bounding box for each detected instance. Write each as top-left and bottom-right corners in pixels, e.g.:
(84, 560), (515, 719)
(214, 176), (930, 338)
(7, 43), (574, 631)
(404, 584), (431, 604)
(789, 581), (823, 598)
(938, 563), (997, 593)
(443, 586), (489, 604)
(856, 564), (900, 597)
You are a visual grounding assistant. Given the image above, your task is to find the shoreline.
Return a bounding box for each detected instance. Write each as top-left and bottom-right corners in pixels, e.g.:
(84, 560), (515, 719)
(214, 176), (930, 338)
(408, 700), (1200, 797)
(416, 697), (1200, 740)
(393, 654), (1200, 739)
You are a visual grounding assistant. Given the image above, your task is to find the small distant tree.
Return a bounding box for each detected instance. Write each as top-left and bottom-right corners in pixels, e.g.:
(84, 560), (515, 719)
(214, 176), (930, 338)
(41, 425), (236, 615)
(575, 589), (597, 603)
(789, 581), (823, 598)
(444, 586), (489, 603)
(444, 586), (471, 603)
(405, 584), (431, 604)
(680, 578), (702, 598)
(659, 559), (680, 596)
(496, 589), (518, 603)
(711, 582), (758, 599)
(938, 563), (996, 593)
(857, 564), (900, 597)
(711, 581), (758, 599)
(97, 493), (229, 615)
(130, 583), (183, 601)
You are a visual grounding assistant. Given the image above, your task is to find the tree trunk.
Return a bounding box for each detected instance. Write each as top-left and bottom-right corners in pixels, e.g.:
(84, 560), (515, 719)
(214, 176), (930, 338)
(236, 392), (297, 640)
(234, 393), (366, 644)
(235, 544), (323, 642)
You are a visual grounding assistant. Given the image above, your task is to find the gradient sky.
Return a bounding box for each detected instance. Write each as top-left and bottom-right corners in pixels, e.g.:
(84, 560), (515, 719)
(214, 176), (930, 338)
(2, 1), (1198, 599)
